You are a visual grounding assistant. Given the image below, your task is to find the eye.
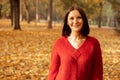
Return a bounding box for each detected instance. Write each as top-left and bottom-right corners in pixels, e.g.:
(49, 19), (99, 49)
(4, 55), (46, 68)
(78, 16), (82, 19)
(69, 17), (74, 20)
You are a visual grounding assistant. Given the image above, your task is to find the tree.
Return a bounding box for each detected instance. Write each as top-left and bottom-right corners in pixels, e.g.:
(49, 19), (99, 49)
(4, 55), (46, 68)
(10, 0), (21, 30)
(107, 0), (120, 27)
(10, 0), (13, 25)
(0, 4), (2, 18)
(24, 0), (31, 23)
(98, 2), (103, 28)
(0, 0), (5, 19)
(35, 0), (39, 26)
(48, 0), (52, 28)
(20, 0), (23, 21)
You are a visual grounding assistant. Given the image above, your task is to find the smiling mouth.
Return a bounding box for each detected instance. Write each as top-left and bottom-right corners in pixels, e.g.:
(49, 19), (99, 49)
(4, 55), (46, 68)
(73, 25), (81, 27)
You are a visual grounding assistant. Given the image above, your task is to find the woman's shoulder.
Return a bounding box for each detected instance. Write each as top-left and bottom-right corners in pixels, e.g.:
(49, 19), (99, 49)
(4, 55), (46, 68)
(55, 36), (65, 41)
(54, 36), (66, 45)
(87, 36), (98, 40)
(87, 36), (100, 44)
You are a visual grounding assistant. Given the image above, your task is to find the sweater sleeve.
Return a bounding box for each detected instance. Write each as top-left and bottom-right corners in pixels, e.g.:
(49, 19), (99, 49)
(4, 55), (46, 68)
(92, 40), (103, 80)
(47, 41), (60, 80)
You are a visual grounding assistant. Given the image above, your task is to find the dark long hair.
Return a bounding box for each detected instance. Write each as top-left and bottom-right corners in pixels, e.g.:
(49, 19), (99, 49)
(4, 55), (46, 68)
(62, 6), (90, 37)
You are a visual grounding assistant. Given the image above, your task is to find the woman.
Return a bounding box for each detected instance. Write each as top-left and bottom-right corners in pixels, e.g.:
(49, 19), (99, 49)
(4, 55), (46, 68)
(47, 6), (103, 80)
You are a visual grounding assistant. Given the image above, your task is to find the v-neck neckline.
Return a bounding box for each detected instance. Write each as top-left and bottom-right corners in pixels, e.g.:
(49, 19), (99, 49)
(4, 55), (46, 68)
(64, 36), (88, 51)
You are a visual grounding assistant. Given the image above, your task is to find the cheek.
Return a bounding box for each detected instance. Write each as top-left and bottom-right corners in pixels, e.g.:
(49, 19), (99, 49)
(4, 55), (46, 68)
(78, 20), (83, 28)
(67, 19), (73, 25)
(80, 19), (83, 24)
(67, 19), (70, 25)
(68, 22), (71, 26)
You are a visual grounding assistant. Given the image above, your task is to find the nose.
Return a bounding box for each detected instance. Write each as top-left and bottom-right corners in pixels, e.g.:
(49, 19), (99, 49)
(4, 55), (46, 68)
(73, 18), (78, 24)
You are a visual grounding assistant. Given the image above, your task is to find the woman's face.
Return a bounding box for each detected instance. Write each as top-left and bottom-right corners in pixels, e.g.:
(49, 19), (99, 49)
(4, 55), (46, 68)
(67, 9), (83, 32)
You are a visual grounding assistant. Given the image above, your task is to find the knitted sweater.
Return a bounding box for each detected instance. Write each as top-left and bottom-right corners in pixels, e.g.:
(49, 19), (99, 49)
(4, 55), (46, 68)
(47, 36), (103, 80)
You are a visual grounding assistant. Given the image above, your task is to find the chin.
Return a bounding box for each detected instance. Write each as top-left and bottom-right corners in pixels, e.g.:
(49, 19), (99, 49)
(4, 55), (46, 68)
(73, 28), (82, 31)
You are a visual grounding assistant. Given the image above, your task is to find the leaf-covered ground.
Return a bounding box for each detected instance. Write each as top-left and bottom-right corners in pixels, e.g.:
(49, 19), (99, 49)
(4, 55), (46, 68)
(0, 20), (120, 80)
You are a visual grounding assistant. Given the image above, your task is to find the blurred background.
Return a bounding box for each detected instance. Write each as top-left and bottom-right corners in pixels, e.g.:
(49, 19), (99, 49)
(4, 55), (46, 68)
(0, 0), (120, 80)
(0, 0), (120, 28)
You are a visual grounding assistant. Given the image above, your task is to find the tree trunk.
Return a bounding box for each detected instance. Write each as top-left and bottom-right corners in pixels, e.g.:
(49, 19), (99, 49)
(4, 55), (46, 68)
(48, 0), (52, 28)
(24, 0), (31, 23)
(98, 2), (103, 28)
(117, 11), (120, 27)
(0, 4), (2, 19)
(20, 0), (23, 21)
(98, 15), (102, 28)
(11, 0), (21, 30)
(35, 0), (39, 26)
(10, 0), (13, 26)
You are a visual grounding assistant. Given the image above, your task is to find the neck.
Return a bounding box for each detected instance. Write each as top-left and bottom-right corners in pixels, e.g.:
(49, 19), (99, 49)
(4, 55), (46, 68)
(69, 32), (83, 41)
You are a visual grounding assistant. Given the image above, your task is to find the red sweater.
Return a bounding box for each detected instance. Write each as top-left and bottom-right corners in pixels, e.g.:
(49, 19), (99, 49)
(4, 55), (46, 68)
(47, 36), (103, 80)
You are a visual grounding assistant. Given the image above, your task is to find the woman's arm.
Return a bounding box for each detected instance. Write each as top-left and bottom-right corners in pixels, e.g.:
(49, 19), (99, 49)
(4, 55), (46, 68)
(92, 40), (103, 80)
(47, 42), (60, 80)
